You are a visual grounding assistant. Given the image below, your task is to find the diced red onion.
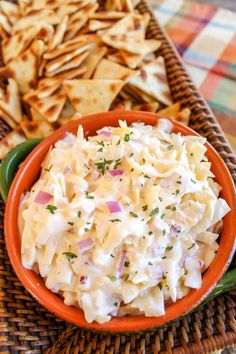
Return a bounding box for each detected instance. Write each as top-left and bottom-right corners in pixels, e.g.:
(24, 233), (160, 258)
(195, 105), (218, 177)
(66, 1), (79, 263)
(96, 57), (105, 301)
(63, 165), (72, 175)
(117, 249), (127, 275)
(149, 265), (163, 279)
(80, 275), (87, 284)
(109, 169), (124, 177)
(34, 191), (52, 204)
(170, 224), (181, 237)
(106, 201), (122, 213)
(99, 130), (112, 137)
(77, 238), (94, 252)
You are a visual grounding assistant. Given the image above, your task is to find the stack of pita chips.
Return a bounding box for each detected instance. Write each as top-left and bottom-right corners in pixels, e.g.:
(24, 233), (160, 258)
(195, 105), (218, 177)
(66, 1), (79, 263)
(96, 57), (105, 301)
(0, 0), (191, 160)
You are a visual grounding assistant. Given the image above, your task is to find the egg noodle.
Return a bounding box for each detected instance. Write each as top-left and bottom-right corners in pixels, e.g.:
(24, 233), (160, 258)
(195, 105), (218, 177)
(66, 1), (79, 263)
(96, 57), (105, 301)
(19, 119), (230, 323)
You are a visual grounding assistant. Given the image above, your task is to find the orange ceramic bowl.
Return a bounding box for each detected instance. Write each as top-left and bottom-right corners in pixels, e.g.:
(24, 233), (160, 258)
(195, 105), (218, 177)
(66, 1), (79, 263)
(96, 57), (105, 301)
(5, 111), (236, 333)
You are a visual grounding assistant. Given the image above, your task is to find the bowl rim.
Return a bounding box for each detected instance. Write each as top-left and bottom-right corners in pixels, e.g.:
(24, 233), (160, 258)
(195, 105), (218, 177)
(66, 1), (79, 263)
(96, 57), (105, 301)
(4, 110), (236, 333)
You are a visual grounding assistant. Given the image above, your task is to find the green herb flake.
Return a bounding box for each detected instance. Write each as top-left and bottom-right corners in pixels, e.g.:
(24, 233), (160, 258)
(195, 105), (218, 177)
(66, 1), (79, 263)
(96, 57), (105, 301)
(77, 211), (81, 218)
(171, 206), (176, 212)
(166, 246), (173, 252)
(114, 159), (121, 169)
(124, 261), (130, 267)
(162, 256), (167, 259)
(109, 219), (121, 223)
(144, 174), (150, 179)
(188, 243), (196, 250)
(149, 208), (159, 217)
(95, 159), (113, 175)
(167, 144), (174, 151)
(46, 205), (57, 214)
(96, 140), (105, 147)
(162, 229), (166, 236)
(157, 282), (163, 290)
(162, 275), (167, 280)
(130, 211), (138, 218)
(67, 221), (74, 226)
(129, 153), (134, 157)
(84, 228), (89, 232)
(98, 147), (103, 152)
(172, 189), (180, 196)
(148, 231), (153, 235)
(85, 191), (94, 199)
(161, 213), (165, 219)
(159, 197), (163, 202)
(107, 275), (117, 281)
(177, 181), (181, 184)
(148, 261), (153, 266)
(124, 134), (130, 142)
(116, 139), (121, 146)
(63, 252), (77, 261)
(44, 164), (53, 172)
(142, 205), (148, 211)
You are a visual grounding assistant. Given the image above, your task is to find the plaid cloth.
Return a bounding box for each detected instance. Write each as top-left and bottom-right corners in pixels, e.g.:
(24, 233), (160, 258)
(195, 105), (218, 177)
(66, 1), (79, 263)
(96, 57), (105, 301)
(150, 0), (236, 154)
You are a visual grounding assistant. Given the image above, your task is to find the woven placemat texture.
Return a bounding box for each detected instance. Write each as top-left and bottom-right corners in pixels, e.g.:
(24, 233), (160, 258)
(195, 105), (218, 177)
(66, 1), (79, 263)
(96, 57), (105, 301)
(0, 1), (236, 353)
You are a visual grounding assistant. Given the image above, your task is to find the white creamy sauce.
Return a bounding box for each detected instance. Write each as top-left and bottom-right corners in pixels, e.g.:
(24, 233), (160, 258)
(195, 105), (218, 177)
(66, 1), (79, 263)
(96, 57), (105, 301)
(19, 119), (230, 323)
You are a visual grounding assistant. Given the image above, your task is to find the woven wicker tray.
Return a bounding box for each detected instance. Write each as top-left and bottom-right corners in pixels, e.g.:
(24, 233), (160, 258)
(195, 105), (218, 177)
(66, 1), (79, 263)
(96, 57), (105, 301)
(1, 1), (236, 352)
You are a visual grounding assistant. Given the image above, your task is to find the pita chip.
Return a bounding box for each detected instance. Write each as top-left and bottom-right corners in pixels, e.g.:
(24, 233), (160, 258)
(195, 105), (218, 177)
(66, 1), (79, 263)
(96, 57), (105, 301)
(105, 0), (123, 11)
(38, 65), (87, 87)
(23, 86), (67, 122)
(0, 1), (19, 26)
(107, 52), (127, 66)
(60, 99), (75, 118)
(47, 15), (68, 50)
(0, 79), (23, 123)
(2, 23), (52, 64)
(128, 57), (173, 106)
(133, 102), (159, 112)
(30, 107), (45, 121)
(63, 79), (124, 116)
(158, 102), (181, 119)
(0, 13), (12, 34)
(12, 8), (60, 33)
(55, 0), (92, 19)
(123, 84), (154, 103)
(93, 58), (137, 82)
(20, 119), (57, 139)
(176, 108), (191, 125)
(45, 46), (90, 74)
(90, 11), (126, 20)
(0, 109), (17, 129)
(0, 40), (45, 95)
(82, 46), (107, 79)
(88, 19), (115, 32)
(0, 127), (26, 160)
(58, 112), (82, 127)
(45, 51), (89, 77)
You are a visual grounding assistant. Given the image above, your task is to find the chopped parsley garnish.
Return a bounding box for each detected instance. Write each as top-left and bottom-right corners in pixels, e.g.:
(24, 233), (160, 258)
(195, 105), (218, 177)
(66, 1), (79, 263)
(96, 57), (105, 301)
(110, 254), (115, 258)
(161, 213), (165, 219)
(188, 243), (196, 250)
(162, 256), (167, 259)
(130, 211), (138, 218)
(167, 144), (174, 151)
(148, 261), (153, 266)
(85, 191), (94, 199)
(171, 206), (176, 211)
(124, 133), (130, 142)
(124, 261), (130, 267)
(159, 197), (163, 202)
(148, 231), (153, 235)
(44, 164), (53, 172)
(191, 178), (196, 184)
(114, 159), (121, 169)
(62, 252), (77, 261)
(96, 140), (105, 147)
(157, 282), (163, 290)
(107, 275), (117, 281)
(67, 221), (74, 226)
(172, 189), (180, 195)
(95, 159), (113, 175)
(77, 211), (81, 218)
(166, 246), (173, 252)
(116, 139), (121, 146)
(46, 205), (57, 214)
(142, 205), (148, 211)
(98, 147), (103, 152)
(109, 219), (121, 223)
(162, 229), (166, 236)
(144, 174), (150, 179)
(84, 228), (89, 232)
(129, 153), (134, 157)
(149, 208), (159, 217)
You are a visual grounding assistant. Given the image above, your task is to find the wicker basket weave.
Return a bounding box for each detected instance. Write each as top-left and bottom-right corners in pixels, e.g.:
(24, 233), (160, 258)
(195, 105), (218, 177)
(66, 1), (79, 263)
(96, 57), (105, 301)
(0, 1), (236, 353)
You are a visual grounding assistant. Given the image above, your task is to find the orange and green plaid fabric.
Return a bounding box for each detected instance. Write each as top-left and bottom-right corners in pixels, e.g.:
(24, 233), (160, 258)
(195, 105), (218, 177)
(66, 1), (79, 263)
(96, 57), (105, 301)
(150, 0), (236, 154)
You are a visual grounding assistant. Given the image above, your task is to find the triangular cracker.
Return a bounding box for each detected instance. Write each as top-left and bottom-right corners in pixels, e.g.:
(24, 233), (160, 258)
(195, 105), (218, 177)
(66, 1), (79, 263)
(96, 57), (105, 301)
(0, 1), (19, 26)
(128, 56), (172, 106)
(0, 79), (23, 123)
(133, 102), (159, 112)
(88, 19), (115, 32)
(0, 127), (26, 160)
(23, 86), (67, 122)
(63, 79), (124, 116)
(12, 8), (60, 32)
(20, 119), (56, 139)
(45, 51), (89, 77)
(0, 109), (17, 129)
(157, 102), (181, 119)
(93, 58), (137, 82)
(82, 46), (107, 79)
(0, 40), (45, 94)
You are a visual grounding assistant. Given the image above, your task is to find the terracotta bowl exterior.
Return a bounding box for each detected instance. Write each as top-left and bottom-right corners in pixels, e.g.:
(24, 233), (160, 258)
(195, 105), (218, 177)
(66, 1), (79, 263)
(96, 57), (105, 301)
(5, 111), (236, 332)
